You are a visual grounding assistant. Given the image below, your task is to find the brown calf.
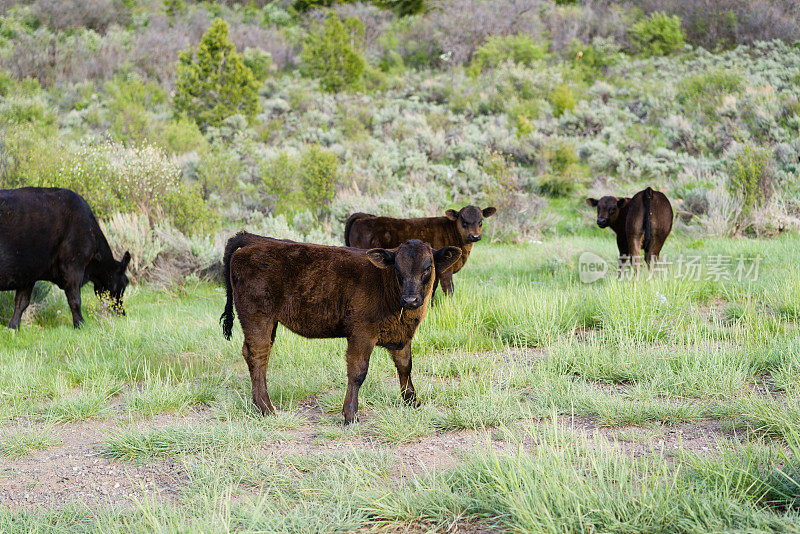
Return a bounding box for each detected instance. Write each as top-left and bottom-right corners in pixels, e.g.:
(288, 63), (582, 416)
(586, 187), (674, 272)
(220, 232), (461, 425)
(344, 205), (496, 295)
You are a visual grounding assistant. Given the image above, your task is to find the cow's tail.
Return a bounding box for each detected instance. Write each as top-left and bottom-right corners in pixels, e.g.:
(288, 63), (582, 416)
(220, 231), (256, 340)
(344, 212), (371, 247)
(643, 187), (654, 252)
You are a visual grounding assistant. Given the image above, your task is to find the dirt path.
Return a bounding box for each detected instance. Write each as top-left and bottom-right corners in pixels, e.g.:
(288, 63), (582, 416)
(0, 404), (738, 512)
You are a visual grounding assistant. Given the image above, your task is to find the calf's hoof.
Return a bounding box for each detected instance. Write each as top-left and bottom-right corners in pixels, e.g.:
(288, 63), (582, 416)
(343, 413), (358, 426)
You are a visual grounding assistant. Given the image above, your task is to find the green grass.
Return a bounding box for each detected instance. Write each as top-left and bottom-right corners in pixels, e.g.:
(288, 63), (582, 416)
(0, 426), (60, 458)
(1, 236), (800, 530)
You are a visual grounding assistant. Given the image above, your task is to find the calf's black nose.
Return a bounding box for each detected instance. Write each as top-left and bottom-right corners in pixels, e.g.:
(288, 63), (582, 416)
(467, 234), (481, 242)
(597, 218), (608, 227)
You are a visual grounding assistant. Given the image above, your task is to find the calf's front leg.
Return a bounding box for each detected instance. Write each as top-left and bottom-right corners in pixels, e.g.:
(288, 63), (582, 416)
(439, 270), (455, 295)
(8, 285), (34, 329)
(64, 282), (84, 328)
(342, 337), (375, 425)
(390, 344), (419, 407)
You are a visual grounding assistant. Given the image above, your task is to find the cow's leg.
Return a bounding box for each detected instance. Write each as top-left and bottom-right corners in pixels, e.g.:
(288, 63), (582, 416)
(431, 276), (440, 301)
(616, 236), (630, 279)
(64, 282), (84, 328)
(242, 319), (277, 416)
(647, 238), (666, 273)
(8, 285), (34, 329)
(439, 270), (455, 295)
(342, 337), (375, 425)
(617, 254), (630, 279)
(390, 344), (418, 407)
(628, 237), (643, 278)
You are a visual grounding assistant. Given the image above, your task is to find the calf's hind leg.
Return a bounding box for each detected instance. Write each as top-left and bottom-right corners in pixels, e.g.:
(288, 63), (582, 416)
(390, 344), (419, 407)
(242, 319), (278, 416)
(8, 285), (34, 329)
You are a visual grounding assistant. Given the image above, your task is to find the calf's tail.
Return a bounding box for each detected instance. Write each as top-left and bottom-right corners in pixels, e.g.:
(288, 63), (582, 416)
(220, 231), (256, 340)
(643, 187), (653, 252)
(344, 212), (371, 247)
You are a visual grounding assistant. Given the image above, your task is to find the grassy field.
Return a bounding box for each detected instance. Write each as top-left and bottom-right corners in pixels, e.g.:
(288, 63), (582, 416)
(1, 233), (800, 532)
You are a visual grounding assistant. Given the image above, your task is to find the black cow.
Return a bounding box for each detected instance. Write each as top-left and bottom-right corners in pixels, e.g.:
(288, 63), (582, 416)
(0, 187), (131, 328)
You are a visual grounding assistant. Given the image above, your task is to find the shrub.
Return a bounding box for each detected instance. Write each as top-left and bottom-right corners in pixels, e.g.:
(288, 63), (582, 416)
(32, 0), (131, 33)
(727, 141), (775, 216)
(157, 116), (209, 154)
(301, 12), (366, 92)
(259, 151), (301, 214)
(163, 182), (216, 234)
(537, 173), (576, 197)
(6, 138), (212, 231)
(629, 12), (685, 56)
(376, 0), (426, 17)
(196, 146), (243, 200)
(565, 38), (619, 82)
(547, 84), (577, 117)
(100, 213), (165, 282)
(242, 47), (272, 81)
(298, 144), (340, 216)
(637, 0), (800, 50)
(106, 75), (168, 145)
(467, 34), (548, 76)
(174, 18), (260, 129)
(677, 69), (744, 118)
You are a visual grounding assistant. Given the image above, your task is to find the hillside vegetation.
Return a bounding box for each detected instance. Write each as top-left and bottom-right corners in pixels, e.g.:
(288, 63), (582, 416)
(0, 0), (798, 285)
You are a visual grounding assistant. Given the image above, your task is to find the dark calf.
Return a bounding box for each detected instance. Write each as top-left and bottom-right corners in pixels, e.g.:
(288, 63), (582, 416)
(0, 187), (131, 328)
(344, 205), (496, 295)
(220, 232), (460, 425)
(586, 187), (674, 273)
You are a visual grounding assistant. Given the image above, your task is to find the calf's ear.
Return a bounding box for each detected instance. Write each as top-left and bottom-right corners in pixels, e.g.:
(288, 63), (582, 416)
(482, 207), (497, 217)
(366, 248), (395, 269)
(433, 246), (462, 273)
(445, 209), (459, 221)
(616, 197), (628, 208)
(586, 198), (599, 207)
(120, 251), (131, 271)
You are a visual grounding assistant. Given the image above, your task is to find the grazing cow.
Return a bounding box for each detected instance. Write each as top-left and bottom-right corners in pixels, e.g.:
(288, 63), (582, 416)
(343, 205), (496, 295)
(220, 232), (461, 425)
(586, 187), (673, 272)
(0, 187), (131, 328)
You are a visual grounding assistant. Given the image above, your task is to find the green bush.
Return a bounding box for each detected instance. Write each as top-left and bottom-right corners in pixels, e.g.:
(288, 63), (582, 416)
(196, 146), (242, 200)
(157, 115), (208, 154)
(546, 139), (579, 175)
(629, 12), (686, 57)
(163, 182), (216, 234)
(375, 0), (425, 17)
(164, 0), (185, 20)
(2, 136), (211, 230)
(677, 68), (744, 118)
(174, 18), (260, 129)
(467, 34), (548, 76)
(547, 84), (577, 117)
(298, 144), (340, 216)
(537, 173), (576, 198)
(727, 141), (775, 215)
(566, 39), (618, 82)
(106, 75), (167, 145)
(259, 151), (301, 214)
(242, 47), (272, 81)
(301, 12), (366, 93)
(0, 95), (56, 131)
